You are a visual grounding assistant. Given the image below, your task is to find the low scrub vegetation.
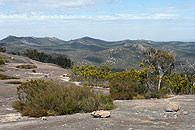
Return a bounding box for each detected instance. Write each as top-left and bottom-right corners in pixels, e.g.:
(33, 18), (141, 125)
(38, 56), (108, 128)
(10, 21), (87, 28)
(0, 74), (19, 80)
(5, 81), (22, 84)
(13, 79), (116, 117)
(16, 64), (37, 69)
(109, 68), (148, 100)
(0, 56), (8, 65)
(70, 65), (111, 86)
(32, 70), (36, 73)
(0, 46), (6, 52)
(0, 69), (6, 72)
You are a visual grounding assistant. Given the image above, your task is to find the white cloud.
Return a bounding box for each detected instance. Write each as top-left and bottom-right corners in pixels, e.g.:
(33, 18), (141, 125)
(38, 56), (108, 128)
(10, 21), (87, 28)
(0, 0), (95, 9)
(0, 0), (122, 10)
(0, 13), (180, 22)
(146, 7), (178, 12)
(103, 0), (122, 4)
(36, 0), (94, 9)
(145, 6), (195, 13)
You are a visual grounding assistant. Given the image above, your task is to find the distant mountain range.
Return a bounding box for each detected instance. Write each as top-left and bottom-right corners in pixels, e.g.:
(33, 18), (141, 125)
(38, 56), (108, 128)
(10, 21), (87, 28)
(1, 35), (195, 72)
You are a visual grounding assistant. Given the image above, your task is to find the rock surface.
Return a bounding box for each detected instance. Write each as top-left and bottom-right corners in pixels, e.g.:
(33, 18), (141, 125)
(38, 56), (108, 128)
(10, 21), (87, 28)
(91, 110), (110, 118)
(165, 102), (180, 112)
(1, 95), (195, 130)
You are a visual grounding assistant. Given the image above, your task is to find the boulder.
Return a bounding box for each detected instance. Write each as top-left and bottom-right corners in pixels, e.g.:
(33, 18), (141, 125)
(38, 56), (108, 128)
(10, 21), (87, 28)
(41, 117), (47, 120)
(183, 111), (188, 115)
(165, 102), (180, 112)
(91, 110), (110, 118)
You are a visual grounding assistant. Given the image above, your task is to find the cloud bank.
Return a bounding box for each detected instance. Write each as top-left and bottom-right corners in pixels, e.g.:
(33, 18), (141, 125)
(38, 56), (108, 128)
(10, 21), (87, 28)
(0, 0), (121, 10)
(0, 13), (180, 22)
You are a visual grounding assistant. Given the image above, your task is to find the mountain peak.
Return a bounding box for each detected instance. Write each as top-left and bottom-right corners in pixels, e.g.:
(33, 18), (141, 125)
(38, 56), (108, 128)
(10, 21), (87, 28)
(5, 35), (18, 39)
(79, 36), (97, 41)
(2, 35), (20, 42)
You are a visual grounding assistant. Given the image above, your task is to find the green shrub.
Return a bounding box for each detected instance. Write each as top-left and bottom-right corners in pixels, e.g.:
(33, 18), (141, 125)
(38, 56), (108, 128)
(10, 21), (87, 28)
(32, 70), (36, 73)
(13, 79), (116, 117)
(149, 93), (161, 99)
(70, 65), (111, 85)
(0, 56), (7, 65)
(0, 69), (6, 72)
(5, 81), (22, 84)
(133, 94), (145, 100)
(143, 92), (162, 99)
(0, 46), (6, 52)
(82, 81), (90, 86)
(16, 65), (37, 69)
(109, 69), (148, 100)
(110, 80), (135, 100)
(0, 74), (20, 80)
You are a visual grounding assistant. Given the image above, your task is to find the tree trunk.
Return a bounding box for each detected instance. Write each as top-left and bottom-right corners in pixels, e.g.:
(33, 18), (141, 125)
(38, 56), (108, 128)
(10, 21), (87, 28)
(158, 74), (163, 91)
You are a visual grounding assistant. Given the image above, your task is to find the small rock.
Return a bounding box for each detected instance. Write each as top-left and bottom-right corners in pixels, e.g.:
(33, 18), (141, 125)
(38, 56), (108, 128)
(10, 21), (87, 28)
(165, 102), (180, 112)
(41, 117), (47, 120)
(174, 115), (178, 118)
(16, 117), (21, 120)
(63, 74), (67, 77)
(163, 115), (167, 118)
(91, 110), (110, 118)
(128, 128), (134, 130)
(152, 111), (157, 114)
(135, 112), (139, 115)
(183, 111), (188, 115)
(62, 124), (67, 127)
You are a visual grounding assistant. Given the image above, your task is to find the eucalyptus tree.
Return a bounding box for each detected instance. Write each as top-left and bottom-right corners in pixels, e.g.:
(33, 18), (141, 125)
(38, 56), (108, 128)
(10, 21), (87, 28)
(143, 48), (175, 92)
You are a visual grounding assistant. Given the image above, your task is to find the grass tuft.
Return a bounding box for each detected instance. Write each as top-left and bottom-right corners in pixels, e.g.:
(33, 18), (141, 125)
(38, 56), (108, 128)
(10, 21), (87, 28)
(5, 81), (23, 84)
(0, 74), (20, 80)
(16, 65), (37, 69)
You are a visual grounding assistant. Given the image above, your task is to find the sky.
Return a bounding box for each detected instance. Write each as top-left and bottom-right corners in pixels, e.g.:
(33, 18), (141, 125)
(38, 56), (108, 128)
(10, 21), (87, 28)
(0, 0), (195, 41)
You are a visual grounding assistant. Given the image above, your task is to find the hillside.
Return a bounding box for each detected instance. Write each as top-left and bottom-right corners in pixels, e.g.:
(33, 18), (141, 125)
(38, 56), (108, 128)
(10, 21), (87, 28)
(0, 49), (195, 130)
(1, 36), (195, 71)
(0, 52), (71, 84)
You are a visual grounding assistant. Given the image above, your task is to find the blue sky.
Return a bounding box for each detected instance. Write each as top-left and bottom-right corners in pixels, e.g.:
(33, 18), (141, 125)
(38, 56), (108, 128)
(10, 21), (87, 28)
(0, 0), (195, 41)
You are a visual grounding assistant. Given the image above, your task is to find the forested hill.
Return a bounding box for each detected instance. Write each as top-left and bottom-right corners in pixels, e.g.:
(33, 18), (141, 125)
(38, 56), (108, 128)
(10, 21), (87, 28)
(0, 35), (195, 71)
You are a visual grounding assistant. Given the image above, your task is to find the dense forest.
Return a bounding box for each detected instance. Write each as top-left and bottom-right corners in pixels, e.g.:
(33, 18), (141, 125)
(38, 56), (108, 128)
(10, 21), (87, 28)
(23, 49), (73, 68)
